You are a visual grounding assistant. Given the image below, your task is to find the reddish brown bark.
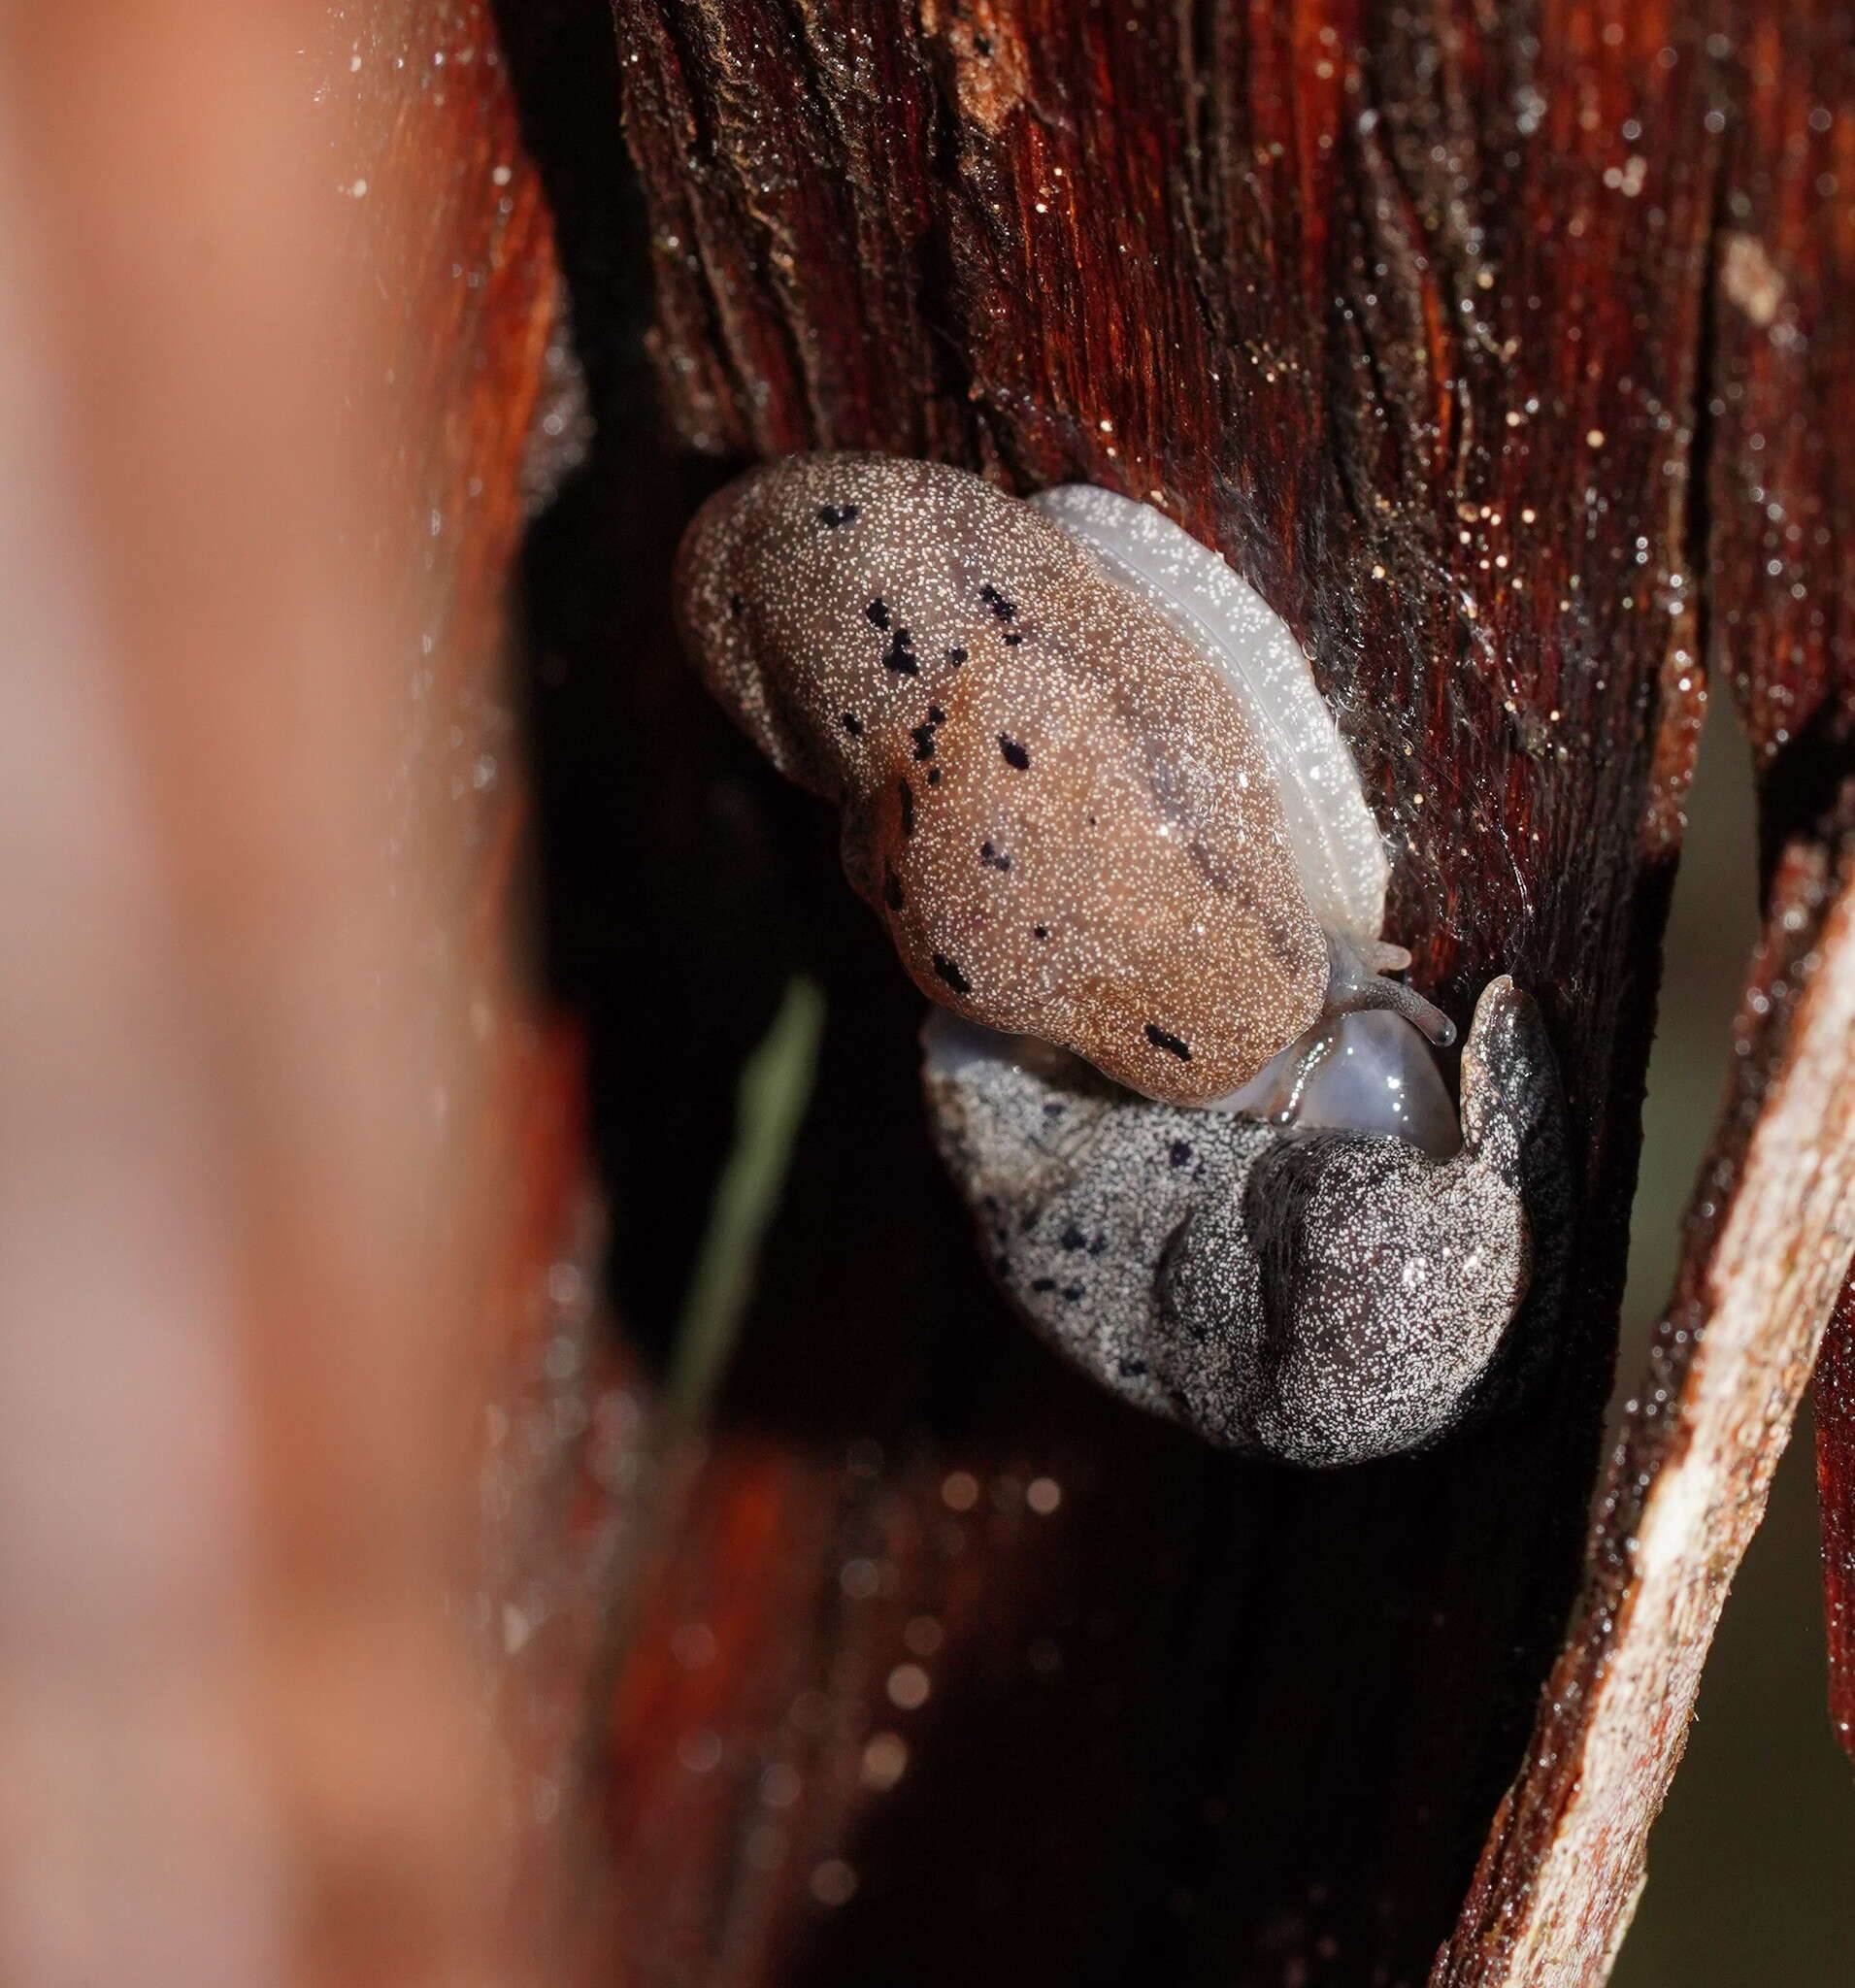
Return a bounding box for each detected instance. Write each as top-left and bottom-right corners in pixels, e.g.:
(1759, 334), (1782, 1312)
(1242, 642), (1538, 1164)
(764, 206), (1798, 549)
(0, 7), (598, 1983)
(544, 2), (1747, 1982)
(1433, 17), (1855, 1973)
(1692, 5), (1855, 1778)
(464, 0), (1855, 1979)
(31, 1), (1821, 1980)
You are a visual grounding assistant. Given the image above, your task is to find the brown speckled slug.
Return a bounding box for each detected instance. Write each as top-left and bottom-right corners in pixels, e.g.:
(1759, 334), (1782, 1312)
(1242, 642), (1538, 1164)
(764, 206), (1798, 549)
(675, 453), (1569, 1464)
(675, 452), (1451, 1110)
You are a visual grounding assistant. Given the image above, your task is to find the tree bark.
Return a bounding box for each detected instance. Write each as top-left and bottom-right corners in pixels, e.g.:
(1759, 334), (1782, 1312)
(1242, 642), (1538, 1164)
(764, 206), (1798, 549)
(498, 1), (1855, 1982)
(1437, 17), (1855, 1976)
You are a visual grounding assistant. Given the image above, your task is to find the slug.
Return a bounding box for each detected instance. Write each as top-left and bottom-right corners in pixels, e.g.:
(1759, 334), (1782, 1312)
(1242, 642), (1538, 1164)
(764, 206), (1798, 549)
(924, 979), (1569, 1466)
(675, 453), (1450, 1110)
(675, 452), (1568, 1463)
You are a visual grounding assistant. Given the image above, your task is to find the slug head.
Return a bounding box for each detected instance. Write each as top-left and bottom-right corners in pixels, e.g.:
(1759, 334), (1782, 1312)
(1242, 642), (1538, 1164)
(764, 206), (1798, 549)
(675, 452), (1327, 1106)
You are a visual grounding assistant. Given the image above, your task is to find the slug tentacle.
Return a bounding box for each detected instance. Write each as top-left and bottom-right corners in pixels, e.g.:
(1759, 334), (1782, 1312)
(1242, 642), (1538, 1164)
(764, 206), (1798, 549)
(1322, 931), (1457, 1044)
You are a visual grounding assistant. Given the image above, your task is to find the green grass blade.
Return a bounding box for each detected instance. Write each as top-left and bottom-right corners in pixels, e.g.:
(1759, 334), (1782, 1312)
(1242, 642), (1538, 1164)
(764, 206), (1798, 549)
(663, 975), (826, 1432)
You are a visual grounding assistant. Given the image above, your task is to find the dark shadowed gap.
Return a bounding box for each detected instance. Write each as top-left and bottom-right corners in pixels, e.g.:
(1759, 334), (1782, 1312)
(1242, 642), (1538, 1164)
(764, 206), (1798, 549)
(493, 0), (799, 1366)
(493, 0), (1029, 1429)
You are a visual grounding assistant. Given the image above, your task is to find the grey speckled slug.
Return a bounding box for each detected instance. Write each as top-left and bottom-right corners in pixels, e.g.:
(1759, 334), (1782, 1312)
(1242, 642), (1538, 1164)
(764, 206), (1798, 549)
(925, 980), (1569, 1465)
(675, 452), (1569, 1463)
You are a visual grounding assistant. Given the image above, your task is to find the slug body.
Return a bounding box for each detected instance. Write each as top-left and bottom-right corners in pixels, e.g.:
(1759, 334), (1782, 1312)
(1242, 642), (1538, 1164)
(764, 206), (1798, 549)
(675, 452), (1568, 1464)
(925, 979), (1569, 1465)
(676, 452), (1448, 1110)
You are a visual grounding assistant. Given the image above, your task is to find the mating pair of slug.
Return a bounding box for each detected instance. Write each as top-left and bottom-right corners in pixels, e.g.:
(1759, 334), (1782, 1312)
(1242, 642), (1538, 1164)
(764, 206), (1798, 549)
(676, 454), (1567, 1466)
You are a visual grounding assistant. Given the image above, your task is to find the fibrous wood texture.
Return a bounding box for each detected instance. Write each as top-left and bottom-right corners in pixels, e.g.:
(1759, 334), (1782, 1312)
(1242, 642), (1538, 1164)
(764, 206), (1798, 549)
(521, 1), (1855, 1983)
(1705, 14), (1855, 1778)
(1437, 16), (1855, 1977)
(1821, 1276), (1855, 1761)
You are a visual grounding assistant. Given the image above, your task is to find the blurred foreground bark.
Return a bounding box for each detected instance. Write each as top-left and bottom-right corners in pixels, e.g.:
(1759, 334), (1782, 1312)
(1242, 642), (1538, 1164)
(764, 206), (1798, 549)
(0, 6), (606, 1985)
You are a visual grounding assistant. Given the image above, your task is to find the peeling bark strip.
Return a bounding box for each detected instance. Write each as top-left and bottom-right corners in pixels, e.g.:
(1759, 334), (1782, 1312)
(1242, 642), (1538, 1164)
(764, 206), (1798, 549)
(1438, 819), (1855, 1986)
(1700, 7), (1855, 1756)
(591, 2), (1846, 1983)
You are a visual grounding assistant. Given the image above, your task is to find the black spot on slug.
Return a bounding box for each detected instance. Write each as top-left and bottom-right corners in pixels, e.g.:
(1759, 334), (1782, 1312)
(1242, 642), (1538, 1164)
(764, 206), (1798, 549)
(1032, 923), (1049, 940)
(1061, 1283), (1085, 1304)
(817, 503), (859, 527)
(1003, 631), (1024, 646)
(910, 706), (945, 758)
(899, 780), (915, 838)
(841, 711), (863, 738)
(1145, 1024), (1192, 1061)
(882, 862), (905, 911)
(974, 31), (993, 54)
(1031, 1276), (1056, 1294)
(882, 627), (919, 675)
(945, 646), (968, 667)
(999, 736), (1031, 771)
(1116, 1356), (1149, 1379)
(865, 598), (891, 630)
(1168, 1140), (1194, 1169)
(727, 592), (744, 617)
(978, 582), (1017, 621)
(933, 952), (972, 995)
(927, 766), (942, 785)
(1058, 1224), (1088, 1252)
(1043, 1102), (1066, 1120)
(979, 841), (1011, 872)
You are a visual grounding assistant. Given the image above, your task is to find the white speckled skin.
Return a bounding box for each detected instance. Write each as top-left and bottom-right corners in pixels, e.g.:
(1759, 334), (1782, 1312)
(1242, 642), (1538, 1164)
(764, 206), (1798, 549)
(676, 452), (1445, 1109)
(925, 979), (1570, 1465)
